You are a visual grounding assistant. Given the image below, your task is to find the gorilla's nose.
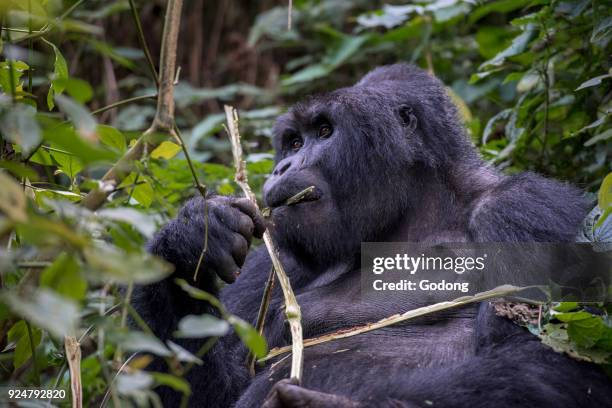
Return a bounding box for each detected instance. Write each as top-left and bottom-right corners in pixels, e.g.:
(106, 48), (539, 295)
(272, 159), (292, 176)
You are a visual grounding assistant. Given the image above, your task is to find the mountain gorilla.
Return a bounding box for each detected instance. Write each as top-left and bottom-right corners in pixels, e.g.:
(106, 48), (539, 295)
(133, 64), (611, 407)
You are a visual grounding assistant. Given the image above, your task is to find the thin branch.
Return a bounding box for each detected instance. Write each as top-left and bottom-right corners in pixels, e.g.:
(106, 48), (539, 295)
(91, 93), (157, 115)
(128, 0), (159, 86)
(224, 105), (304, 381)
(247, 266), (275, 376)
(80, 0), (184, 211)
(259, 285), (526, 363)
(288, 0), (293, 30)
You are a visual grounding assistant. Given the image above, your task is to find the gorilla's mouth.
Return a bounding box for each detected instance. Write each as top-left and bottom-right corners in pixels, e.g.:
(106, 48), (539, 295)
(266, 186), (322, 208)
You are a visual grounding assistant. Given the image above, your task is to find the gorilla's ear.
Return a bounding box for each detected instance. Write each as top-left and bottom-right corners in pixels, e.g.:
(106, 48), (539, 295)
(398, 104), (418, 135)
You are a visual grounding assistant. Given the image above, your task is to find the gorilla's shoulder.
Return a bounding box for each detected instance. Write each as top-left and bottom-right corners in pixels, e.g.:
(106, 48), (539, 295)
(468, 171), (588, 242)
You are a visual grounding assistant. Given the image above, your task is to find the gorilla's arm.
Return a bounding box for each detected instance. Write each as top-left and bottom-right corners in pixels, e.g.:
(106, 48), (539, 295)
(131, 195), (266, 407)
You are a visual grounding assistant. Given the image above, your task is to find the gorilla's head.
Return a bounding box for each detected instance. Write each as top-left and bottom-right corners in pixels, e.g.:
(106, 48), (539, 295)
(263, 64), (478, 265)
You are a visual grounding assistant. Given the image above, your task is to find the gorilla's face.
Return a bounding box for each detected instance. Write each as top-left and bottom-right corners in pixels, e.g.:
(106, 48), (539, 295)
(263, 87), (418, 264)
(263, 65), (470, 265)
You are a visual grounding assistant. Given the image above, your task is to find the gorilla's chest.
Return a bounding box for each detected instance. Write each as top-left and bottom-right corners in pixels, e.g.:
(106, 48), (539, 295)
(262, 271), (478, 371)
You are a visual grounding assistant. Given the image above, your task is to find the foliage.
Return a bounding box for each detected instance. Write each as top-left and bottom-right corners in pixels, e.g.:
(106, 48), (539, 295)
(0, 0), (610, 405)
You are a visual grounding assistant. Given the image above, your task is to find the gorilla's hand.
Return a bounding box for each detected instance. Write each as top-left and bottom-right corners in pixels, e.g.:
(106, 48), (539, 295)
(262, 379), (361, 408)
(148, 195), (266, 287)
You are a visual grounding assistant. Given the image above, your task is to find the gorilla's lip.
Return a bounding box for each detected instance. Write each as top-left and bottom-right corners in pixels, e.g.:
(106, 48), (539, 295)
(267, 186), (322, 208)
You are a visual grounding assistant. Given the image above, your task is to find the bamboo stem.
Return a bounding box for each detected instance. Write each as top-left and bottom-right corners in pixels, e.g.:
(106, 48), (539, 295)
(224, 105), (304, 381)
(259, 285), (526, 363)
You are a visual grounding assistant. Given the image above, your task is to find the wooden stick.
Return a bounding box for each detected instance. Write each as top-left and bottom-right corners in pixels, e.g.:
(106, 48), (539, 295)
(258, 285), (526, 363)
(224, 105), (304, 381)
(64, 336), (82, 408)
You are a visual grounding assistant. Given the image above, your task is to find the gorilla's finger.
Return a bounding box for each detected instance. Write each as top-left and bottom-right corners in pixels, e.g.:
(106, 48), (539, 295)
(212, 205), (255, 242)
(213, 252), (240, 284)
(231, 198), (267, 239)
(230, 233), (248, 267)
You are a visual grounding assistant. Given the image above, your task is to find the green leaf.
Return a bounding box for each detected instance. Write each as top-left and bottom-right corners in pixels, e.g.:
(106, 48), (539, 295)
(3, 289), (80, 338)
(575, 74), (611, 91)
(52, 78), (94, 103)
(584, 128), (612, 147)
(97, 125), (127, 152)
(49, 150), (83, 180)
(43, 39), (69, 110)
(40, 252), (87, 301)
(230, 317), (267, 358)
(479, 24), (536, 70)
(151, 373), (191, 396)
(598, 173), (612, 210)
(42, 123), (117, 165)
(175, 314), (230, 338)
(553, 302), (579, 313)
(0, 60), (29, 94)
(117, 371), (153, 396)
(0, 103), (41, 155)
(7, 320), (42, 369)
(83, 243), (172, 284)
(54, 94), (97, 140)
(151, 141), (182, 160)
(555, 311), (593, 322)
(116, 332), (172, 357)
(567, 316), (604, 348)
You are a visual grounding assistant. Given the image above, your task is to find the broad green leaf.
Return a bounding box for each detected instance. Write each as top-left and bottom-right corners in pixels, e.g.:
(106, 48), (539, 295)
(40, 252), (87, 301)
(4, 289), (80, 338)
(0, 61), (29, 94)
(151, 373), (191, 396)
(116, 332), (172, 357)
(7, 320), (42, 369)
(54, 94), (97, 140)
(175, 314), (230, 338)
(0, 172), (27, 222)
(116, 371), (153, 395)
(43, 39), (69, 110)
(567, 316), (605, 348)
(42, 123), (117, 164)
(98, 125), (126, 152)
(83, 243), (172, 284)
(479, 24), (536, 70)
(598, 173), (612, 210)
(53, 78), (94, 103)
(49, 150), (83, 180)
(0, 103), (41, 154)
(151, 141), (182, 160)
(230, 317), (267, 358)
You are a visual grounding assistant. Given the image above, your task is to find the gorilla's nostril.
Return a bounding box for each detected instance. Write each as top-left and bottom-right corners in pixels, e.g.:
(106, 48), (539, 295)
(274, 161), (291, 176)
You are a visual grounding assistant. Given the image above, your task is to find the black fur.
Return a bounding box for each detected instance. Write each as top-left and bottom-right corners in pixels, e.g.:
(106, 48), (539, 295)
(133, 64), (610, 407)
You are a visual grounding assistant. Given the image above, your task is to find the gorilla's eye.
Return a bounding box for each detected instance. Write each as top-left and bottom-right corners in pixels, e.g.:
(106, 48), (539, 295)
(318, 123), (333, 139)
(290, 137), (303, 151)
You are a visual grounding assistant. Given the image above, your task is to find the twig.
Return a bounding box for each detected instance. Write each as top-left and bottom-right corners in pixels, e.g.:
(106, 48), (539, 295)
(258, 285), (525, 363)
(247, 266), (275, 376)
(224, 105), (304, 382)
(64, 336), (82, 408)
(128, 0), (159, 86)
(288, 0), (293, 30)
(80, 0), (184, 211)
